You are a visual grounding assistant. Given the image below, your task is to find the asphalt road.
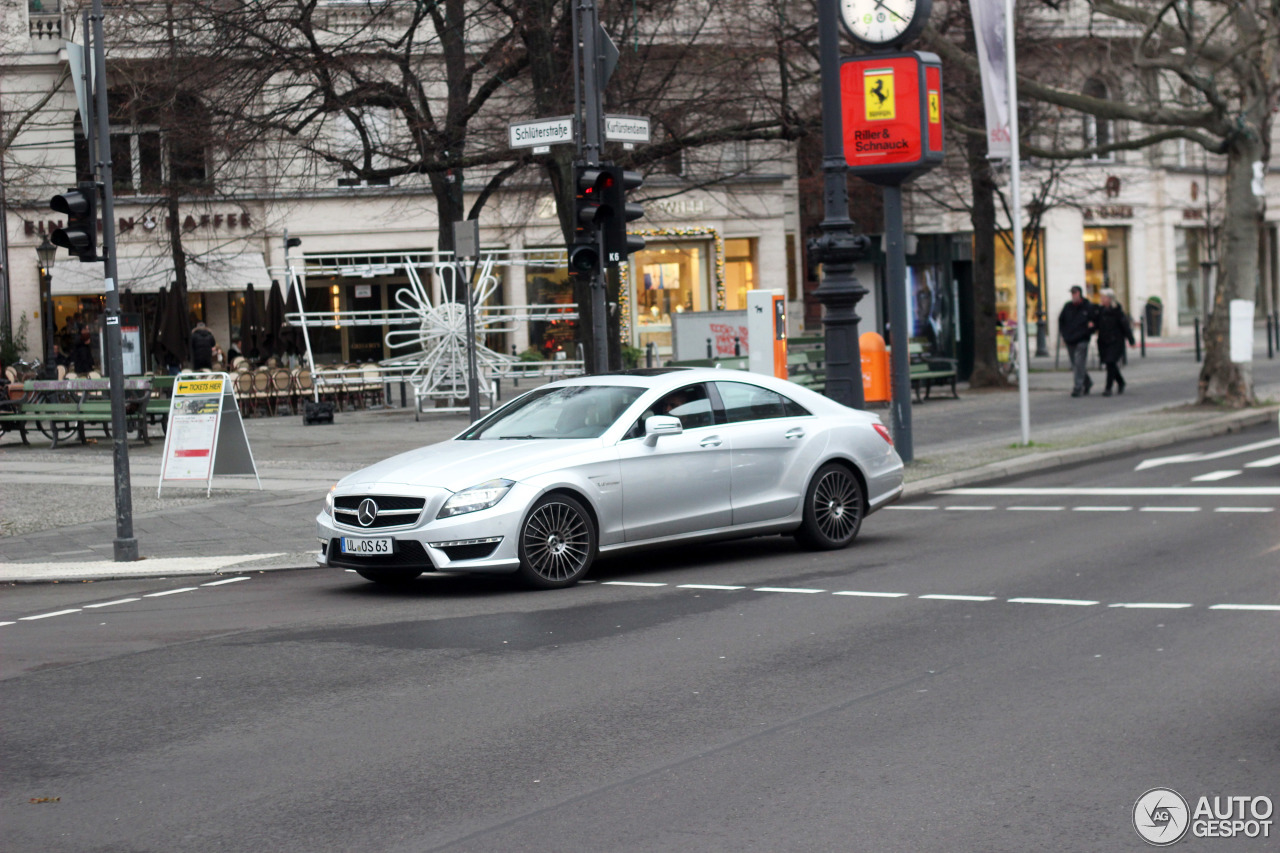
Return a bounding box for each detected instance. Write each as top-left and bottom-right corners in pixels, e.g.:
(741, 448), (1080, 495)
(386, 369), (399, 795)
(2, 424), (1277, 852)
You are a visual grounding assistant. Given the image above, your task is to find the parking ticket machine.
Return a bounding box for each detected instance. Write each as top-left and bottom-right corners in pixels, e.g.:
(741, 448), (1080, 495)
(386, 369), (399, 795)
(747, 289), (787, 379)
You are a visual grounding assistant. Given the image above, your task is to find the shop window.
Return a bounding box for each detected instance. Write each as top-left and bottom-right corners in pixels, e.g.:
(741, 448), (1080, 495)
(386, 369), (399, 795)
(632, 243), (706, 355)
(525, 258), (577, 359)
(722, 239), (756, 311)
(993, 229), (1046, 326)
(1083, 227), (1129, 309)
(1175, 228), (1209, 326)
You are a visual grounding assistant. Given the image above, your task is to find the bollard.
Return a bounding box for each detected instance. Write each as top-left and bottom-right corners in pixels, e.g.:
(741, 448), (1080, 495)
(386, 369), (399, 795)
(734, 336), (741, 356)
(1194, 316), (1201, 362)
(645, 342), (656, 368)
(399, 380), (407, 408)
(1139, 316), (1146, 357)
(1268, 315), (1274, 359)
(706, 338), (713, 358)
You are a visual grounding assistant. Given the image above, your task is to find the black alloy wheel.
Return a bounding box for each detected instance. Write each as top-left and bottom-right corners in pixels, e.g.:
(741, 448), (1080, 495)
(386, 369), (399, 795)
(517, 493), (596, 589)
(796, 462), (865, 550)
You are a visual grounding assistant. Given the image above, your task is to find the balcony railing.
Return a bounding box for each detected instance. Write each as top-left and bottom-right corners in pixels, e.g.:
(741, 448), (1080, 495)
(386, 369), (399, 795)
(28, 0), (63, 43)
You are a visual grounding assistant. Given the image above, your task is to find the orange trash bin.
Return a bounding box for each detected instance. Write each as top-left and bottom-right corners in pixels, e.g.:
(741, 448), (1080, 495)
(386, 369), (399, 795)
(860, 332), (890, 403)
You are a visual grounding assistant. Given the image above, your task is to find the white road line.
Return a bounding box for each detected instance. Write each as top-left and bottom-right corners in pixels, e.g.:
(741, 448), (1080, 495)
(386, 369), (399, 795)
(1137, 437), (1280, 470)
(945, 506), (995, 511)
(1214, 507), (1274, 513)
(920, 594), (996, 602)
(1208, 604), (1280, 612)
(754, 587), (826, 594)
(678, 584), (745, 591)
(84, 598), (142, 608)
(1192, 470), (1242, 482)
(142, 587), (200, 598)
(940, 487), (1280, 496)
(1007, 597), (1098, 606)
(602, 581), (667, 587)
(1074, 506), (1132, 512)
(19, 609), (82, 621)
(1244, 454), (1280, 469)
(1007, 506), (1064, 512)
(1139, 506), (1200, 513)
(886, 505), (939, 511)
(1109, 603), (1193, 609)
(0, 622), (15, 626)
(201, 577), (251, 586)
(832, 591), (910, 598)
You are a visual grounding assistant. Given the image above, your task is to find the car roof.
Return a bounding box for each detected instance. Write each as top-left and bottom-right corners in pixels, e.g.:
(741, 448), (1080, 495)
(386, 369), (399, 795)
(545, 368), (851, 413)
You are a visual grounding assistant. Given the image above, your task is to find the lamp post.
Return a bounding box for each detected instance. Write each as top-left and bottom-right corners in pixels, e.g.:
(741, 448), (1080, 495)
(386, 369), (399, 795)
(36, 236), (58, 379)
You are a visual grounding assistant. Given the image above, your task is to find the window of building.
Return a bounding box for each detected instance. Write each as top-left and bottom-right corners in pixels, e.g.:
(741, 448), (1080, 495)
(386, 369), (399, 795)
(1175, 227), (1209, 326)
(74, 91), (209, 195)
(722, 238), (757, 311)
(631, 242), (707, 356)
(1083, 226), (1129, 309)
(333, 107), (397, 188)
(1082, 78), (1114, 162)
(993, 230), (1046, 325)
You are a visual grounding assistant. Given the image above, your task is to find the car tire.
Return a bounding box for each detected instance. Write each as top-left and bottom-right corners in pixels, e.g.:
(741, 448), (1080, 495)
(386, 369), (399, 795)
(355, 568), (422, 585)
(795, 462), (865, 550)
(517, 493), (597, 589)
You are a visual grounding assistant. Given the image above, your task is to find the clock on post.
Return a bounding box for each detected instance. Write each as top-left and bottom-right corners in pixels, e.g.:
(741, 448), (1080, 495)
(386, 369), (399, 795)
(839, 0), (932, 51)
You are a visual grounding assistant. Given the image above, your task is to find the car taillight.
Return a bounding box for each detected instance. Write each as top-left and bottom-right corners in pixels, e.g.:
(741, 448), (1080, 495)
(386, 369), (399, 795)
(873, 423), (894, 446)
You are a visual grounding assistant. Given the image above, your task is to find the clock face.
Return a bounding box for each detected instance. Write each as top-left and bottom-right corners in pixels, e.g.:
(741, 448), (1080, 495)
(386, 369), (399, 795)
(840, 0), (920, 46)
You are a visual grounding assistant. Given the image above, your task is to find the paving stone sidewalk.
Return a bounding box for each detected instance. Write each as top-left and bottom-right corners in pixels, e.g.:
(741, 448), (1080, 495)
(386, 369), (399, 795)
(1, 337), (1276, 582)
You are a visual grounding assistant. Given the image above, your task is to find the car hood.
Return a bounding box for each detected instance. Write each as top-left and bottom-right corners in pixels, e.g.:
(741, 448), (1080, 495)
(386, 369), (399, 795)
(337, 438), (603, 492)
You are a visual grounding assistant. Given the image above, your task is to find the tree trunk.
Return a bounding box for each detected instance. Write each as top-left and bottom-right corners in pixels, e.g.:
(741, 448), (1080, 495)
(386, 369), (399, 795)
(966, 124), (1005, 388)
(1197, 123), (1265, 406)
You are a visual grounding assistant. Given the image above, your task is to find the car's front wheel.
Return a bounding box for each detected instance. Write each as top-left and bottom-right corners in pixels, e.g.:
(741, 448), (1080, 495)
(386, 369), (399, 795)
(795, 462), (865, 550)
(517, 493), (596, 589)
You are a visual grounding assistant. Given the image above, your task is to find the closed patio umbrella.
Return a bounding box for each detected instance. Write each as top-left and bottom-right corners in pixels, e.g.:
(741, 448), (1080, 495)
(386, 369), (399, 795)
(242, 282), (263, 362)
(157, 282), (190, 371)
(262, 279), (286, 358)
(148, 286), (167, 370)
(281, 279), (304, 357)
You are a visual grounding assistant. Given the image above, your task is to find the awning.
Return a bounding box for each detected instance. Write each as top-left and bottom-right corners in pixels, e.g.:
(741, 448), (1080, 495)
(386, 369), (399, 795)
(50, 252), (272, 295)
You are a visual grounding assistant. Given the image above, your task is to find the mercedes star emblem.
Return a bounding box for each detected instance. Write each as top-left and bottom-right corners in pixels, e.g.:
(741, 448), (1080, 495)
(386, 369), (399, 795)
(357, 498), (379, 527)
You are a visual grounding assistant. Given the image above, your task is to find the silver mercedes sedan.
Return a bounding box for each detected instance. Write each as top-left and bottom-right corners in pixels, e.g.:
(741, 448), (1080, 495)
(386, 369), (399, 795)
(316, 368), (904, 589)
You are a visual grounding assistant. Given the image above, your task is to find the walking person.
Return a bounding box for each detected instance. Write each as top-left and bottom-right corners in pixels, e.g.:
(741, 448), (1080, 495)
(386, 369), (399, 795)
(190, 321), (217, 371)
(1095, 288), (1135, 396)
(1058, 285), (1096, 397)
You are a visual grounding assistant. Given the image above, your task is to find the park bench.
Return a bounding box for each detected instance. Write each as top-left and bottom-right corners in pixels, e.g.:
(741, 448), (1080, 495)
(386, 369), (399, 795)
(0, 379), (151, 448)
(906, 342), (959, 401)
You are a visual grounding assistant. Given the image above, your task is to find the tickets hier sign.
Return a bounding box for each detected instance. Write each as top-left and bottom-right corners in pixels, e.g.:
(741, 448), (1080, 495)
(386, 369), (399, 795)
(841, 51), (944, 185)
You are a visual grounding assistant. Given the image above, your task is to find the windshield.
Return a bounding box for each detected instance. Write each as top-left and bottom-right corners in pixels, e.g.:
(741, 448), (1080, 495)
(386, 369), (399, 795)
(461, 385), (645, 440)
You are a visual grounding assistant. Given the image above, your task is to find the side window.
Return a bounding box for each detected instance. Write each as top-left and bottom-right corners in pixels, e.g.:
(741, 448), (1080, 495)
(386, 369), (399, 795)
(715, 382), (807, 423)
(625, 383), (713, 437)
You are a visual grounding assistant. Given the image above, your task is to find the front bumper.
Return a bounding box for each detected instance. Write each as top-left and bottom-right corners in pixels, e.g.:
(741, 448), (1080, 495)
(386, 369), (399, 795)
(316, 483), (539, 574)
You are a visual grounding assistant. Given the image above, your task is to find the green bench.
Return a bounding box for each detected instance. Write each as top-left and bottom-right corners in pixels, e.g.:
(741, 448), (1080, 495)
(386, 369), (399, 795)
(906, 342), (959, 401)
(786, 349), (826, 390)
(0, 379), (151, 448)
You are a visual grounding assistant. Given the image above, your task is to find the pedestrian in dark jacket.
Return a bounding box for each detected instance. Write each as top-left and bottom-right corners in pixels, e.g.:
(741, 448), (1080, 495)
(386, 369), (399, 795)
(72, 330), (94, 374)
(1058, 285), (1096, 396)
(190, 322), (216, 370)
(1095, 288), (1135, 396)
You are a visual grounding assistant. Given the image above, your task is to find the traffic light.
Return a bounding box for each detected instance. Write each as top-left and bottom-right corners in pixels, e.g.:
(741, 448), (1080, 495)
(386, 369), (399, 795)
(570, 165), (614, 276)
(601, 168), (645, 265)
(49, 182), (99, 262)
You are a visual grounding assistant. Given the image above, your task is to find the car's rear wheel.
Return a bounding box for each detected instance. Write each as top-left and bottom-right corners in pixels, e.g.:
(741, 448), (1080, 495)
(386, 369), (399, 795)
(795, 462), (865, 550)
(355, 568), (422, 585)
(518, 493), (596, 589)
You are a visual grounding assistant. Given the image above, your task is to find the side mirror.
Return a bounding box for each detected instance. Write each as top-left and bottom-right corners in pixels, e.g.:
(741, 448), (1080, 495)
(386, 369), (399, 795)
(643, 414), (682, 446)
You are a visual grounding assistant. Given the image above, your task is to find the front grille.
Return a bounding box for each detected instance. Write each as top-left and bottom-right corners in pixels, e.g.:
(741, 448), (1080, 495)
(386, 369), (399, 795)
(327, 538), (432, 570)
(333, 494), (426, 529)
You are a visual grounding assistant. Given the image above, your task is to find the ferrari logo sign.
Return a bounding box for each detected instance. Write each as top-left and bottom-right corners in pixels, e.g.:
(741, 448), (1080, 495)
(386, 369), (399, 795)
(864, 69), (896, 121)
(928, 91), (940, 124)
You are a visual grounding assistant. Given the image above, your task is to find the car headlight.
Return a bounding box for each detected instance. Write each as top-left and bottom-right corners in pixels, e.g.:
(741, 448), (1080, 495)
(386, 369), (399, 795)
(437, 479), (515, 518)
(323, 485), (336, 516)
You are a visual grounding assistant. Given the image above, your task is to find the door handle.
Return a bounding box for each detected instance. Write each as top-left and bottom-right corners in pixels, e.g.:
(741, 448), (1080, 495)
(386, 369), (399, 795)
(785, 428), (805, 440)
(700, 436), (723, 448)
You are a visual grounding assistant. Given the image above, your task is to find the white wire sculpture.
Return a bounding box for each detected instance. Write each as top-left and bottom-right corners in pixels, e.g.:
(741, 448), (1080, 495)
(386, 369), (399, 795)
(383, 258), (517, 406)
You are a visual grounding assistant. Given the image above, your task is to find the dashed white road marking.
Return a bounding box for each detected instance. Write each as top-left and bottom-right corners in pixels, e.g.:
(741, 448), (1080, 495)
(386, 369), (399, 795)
(1074, 506), (1132, 512)
(1007, 597), (1098, 606)
(602, 581), (667, 587)
(201, 577), (251, 587)
(886, 505), (938, 511)
(84, 598), (142, 609)
(678, 584), (745, 591)
(1110, 603), (1193, 609)
(1136, 437), (1280, 470)
(920, 594), (996, 602)
(754, 587), (825, 594)
(1244, 454), (1280, 469)
(143, 587), (200, 598)
(1139, 507), (1200, 513)
(832, 591), (909, 598)
(1208, 604), (1280, 612)
(1192, 470), (1242, 482)
(940, 487), (1280, 496)
(1007, 506), (1064, 512)
(19, 609), (82, 621)
(0, 621), (14, 627)
(1214, 506), (1274, 513)
(945, 505), (995, 511)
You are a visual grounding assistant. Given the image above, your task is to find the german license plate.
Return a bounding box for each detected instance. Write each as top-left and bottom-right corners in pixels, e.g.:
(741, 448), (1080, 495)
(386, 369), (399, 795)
(341, 537), (392, 555)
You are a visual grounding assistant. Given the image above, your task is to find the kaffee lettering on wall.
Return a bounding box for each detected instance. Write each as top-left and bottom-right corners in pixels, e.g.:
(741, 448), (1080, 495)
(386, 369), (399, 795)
(24, 210), (252, 238)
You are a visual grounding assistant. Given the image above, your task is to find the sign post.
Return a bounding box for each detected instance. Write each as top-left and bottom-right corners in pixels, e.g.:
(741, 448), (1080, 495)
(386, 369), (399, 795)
(840, 50), (944, 463)
(158, 373), (262, 497)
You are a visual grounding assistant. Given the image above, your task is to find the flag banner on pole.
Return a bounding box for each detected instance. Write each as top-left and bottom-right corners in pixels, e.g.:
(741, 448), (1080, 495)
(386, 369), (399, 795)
(969, 0), (1012, 159)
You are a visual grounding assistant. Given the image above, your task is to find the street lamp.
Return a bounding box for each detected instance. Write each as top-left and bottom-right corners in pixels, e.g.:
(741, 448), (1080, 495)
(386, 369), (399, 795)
(36, 236), (58, 379)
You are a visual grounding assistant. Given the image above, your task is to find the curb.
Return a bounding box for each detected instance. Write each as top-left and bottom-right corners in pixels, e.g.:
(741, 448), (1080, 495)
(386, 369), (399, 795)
(0, 554), (318, 584)
(904, 405), (1278, 498)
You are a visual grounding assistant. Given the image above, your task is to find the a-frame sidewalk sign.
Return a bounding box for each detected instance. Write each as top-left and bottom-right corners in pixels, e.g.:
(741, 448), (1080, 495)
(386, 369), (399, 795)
(157, 372), (262, 497)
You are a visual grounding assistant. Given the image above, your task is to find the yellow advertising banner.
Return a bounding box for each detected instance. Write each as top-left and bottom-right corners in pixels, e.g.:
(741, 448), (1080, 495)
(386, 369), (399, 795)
(175, 378), (226, 396)
(864, 69), (896, 121)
